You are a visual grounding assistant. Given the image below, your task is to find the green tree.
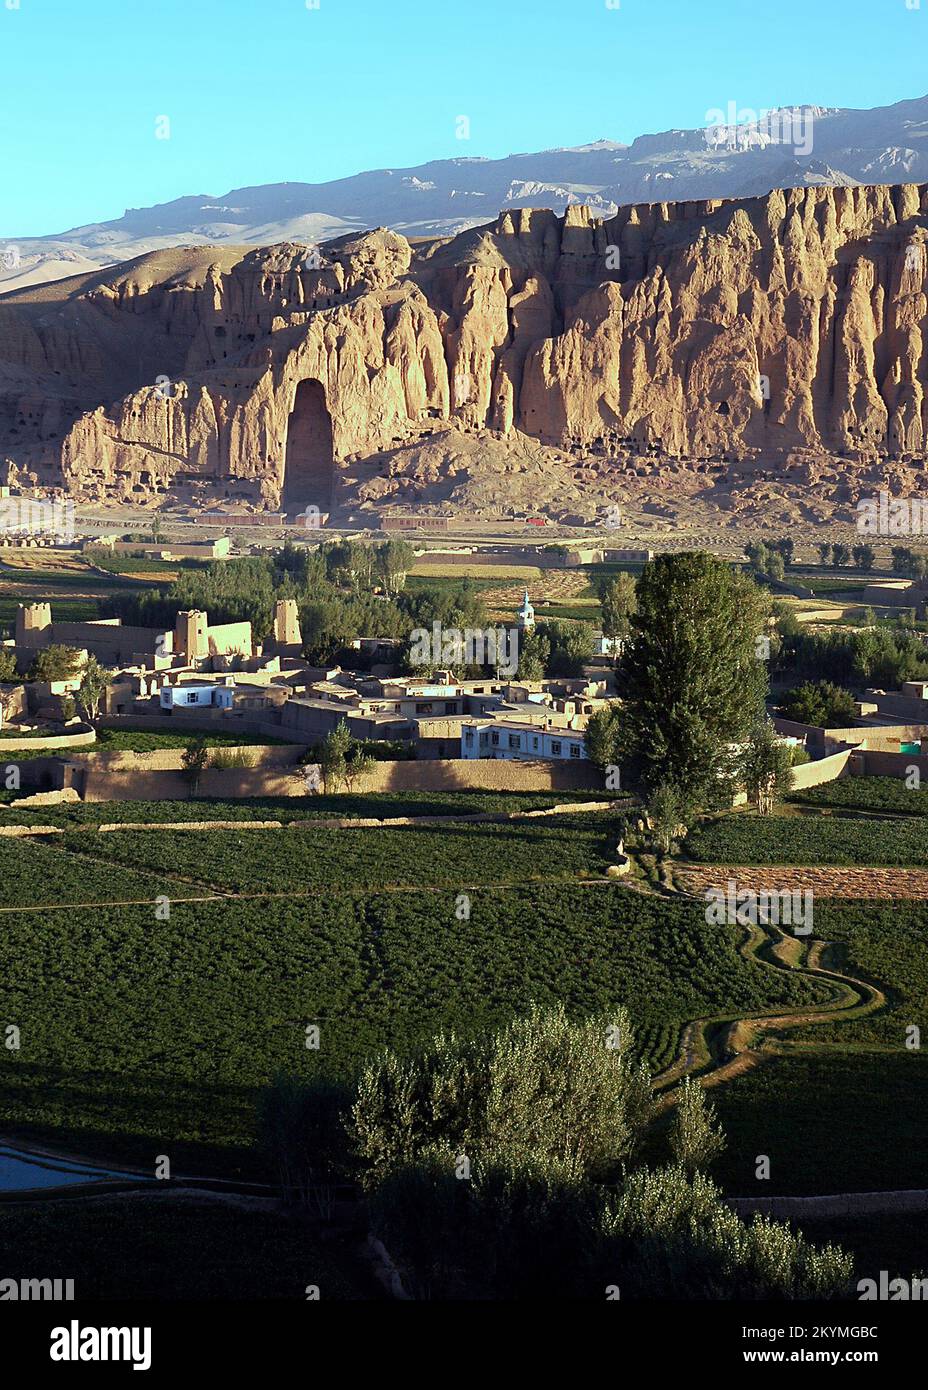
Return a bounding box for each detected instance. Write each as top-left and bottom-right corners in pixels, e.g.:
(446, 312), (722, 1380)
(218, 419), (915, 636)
(318, 720), (352, 793)
(745, 541), (769, 572)
(831, 542), (851, 568)
(669, 1078), (726, 1174)
(617, 553), (768, 806)
(375, 540), (415, 597)
(891, 546), (916, 577)
(343, 745), (376, 793)
(739, 721), (795, 814)
(852, 543), (875, 572)
(542, 620), (596, 677)
(817, 542), (832, 565)
(78, 655), (108, 721)
(781, 680), (856, 727)
(350, 1002), (652, 1189)
(600, 573), (638, 655)
(584, 704), (622, 781)
(515, 630), (550, 681)
(180, 737), (209, 796)
(0, 650), (18, 683)
(27, 645), (82, 683)
(646, 782), (693, 854)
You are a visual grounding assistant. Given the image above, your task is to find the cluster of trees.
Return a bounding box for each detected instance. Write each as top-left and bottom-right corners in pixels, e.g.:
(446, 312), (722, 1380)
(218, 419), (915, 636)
(745, 537), (794, 579)
(105, 541), (417, 655)
(890, 547), (928, 579)
(102, 541), (600, 679)
(259, 1004), (852, 1299)
(816, 541), (876, 570)
(513, 620), (597, 680)
(780, 681), (857, 728)
(773, 618), (928, 688)
(818, 541), (875, 570)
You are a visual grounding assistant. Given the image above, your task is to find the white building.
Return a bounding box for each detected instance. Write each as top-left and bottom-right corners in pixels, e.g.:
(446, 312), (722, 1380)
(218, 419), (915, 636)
(160, 680), (235, 711)
(460, 718), (587, 762)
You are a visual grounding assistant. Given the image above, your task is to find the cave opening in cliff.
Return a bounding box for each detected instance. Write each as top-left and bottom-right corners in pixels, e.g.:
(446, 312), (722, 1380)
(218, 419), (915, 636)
(283, 378), (334, 512)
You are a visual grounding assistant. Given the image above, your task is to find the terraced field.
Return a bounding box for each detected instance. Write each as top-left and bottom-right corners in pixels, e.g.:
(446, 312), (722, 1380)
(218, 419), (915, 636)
(683, 811), (928, 867)
(792, 776), (928, 817)
(0, 786), (924, 1207)
(52, 817), (620, 894)
(0, 857), (828, 1172)
(0, 789), (616, 828)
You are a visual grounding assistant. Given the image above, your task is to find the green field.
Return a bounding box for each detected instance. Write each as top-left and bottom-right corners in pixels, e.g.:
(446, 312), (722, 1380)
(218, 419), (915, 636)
(684, 811), (928, 867)
(792, 776), (928, 817)
(0, 1200), (374, 1300)
(0, 788), (618, 827)
(55, 816), (619, 894)
(92, 728), (292, 752)
(0, 597), (101, 629)
(712, 1052), (928, 1196)
(0, 773), (924, 1224)
(789, 900), (928, 1047)
(0, 882), (827, 1171)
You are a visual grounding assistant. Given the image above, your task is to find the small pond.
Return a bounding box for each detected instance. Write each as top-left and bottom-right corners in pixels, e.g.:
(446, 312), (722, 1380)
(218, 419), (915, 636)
(0, 1143), (148, 1192)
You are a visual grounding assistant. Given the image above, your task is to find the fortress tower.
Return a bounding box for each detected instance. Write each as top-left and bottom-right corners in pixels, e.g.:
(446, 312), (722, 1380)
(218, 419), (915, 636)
(273, 598), (302, 651)
(174, 610), (208, 662)
(15, 602), (51, 645)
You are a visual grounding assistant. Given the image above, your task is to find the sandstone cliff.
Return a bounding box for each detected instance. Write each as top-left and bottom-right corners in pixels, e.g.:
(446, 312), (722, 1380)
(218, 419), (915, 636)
(1, 182), (928, 516)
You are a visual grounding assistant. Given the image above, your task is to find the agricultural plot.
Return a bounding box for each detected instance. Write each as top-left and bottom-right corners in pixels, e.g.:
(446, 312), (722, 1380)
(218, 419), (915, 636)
(54, 817), (621, 894)
(0, 888), (828, 1172)
(92, 729), (291, 752)
(0, 788), (614, 828)
(683, 812), (928, 867)
(712, 1051), (928, 1197)
(792, 776), (928, 817)
(787, 901), (928, 1048)
(0, 836), (170, 908)
(0, 1200), (373, 1300)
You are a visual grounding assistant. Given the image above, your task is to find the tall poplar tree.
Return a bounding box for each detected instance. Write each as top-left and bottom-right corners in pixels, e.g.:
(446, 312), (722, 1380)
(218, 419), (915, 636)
(617, 553), (768, 807)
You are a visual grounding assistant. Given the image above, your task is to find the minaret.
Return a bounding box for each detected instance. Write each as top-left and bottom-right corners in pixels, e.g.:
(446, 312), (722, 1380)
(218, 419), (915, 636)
(517, 589), (535, 632)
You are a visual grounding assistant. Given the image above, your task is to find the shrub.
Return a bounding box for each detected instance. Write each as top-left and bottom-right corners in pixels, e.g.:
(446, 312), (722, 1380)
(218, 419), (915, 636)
(780, 680), (856, 727)
(209, 747), (256, 770)
(350, 1002), (652, 1187)
(669, 1078), (726, 1173)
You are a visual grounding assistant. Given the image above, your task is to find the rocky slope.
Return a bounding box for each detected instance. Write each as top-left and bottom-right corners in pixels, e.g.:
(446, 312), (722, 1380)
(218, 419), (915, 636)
(2, 181), (928, 524)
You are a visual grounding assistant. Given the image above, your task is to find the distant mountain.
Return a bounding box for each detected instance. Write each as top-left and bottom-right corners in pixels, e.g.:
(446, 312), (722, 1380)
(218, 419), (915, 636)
(4, 93), (928, 289)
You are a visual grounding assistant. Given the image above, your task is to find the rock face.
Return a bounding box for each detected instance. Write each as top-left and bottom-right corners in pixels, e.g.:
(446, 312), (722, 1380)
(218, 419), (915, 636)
(2, 183), (928, 514)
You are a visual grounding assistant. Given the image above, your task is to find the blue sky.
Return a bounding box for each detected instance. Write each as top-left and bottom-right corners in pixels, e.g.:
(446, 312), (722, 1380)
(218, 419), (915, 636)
(2, 0), (926, 235)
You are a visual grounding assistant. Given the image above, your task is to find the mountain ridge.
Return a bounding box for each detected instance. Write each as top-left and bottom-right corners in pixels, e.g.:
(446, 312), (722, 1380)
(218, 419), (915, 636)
(4, 93), (928, 291)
